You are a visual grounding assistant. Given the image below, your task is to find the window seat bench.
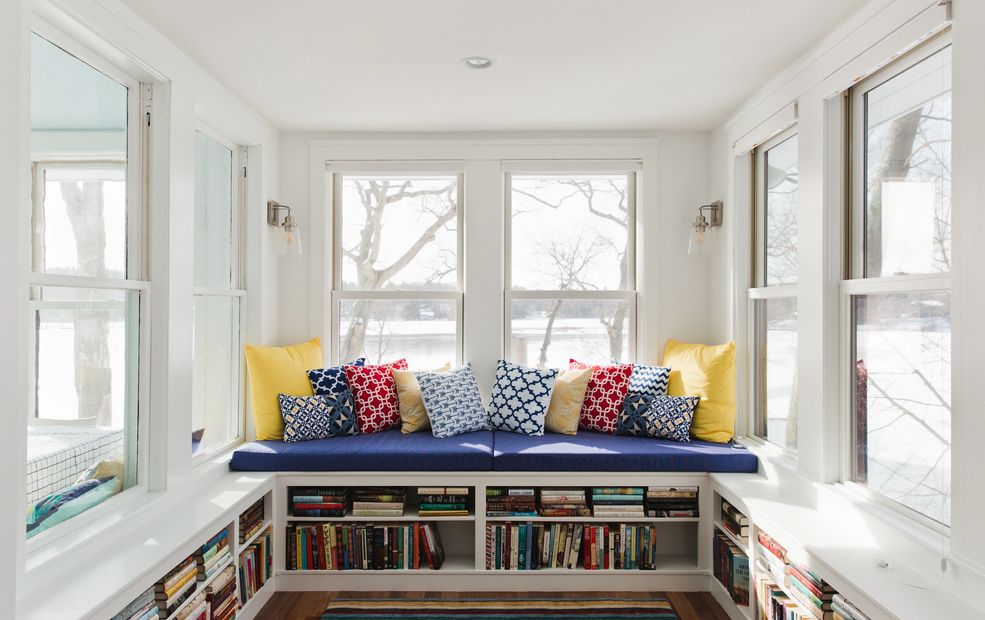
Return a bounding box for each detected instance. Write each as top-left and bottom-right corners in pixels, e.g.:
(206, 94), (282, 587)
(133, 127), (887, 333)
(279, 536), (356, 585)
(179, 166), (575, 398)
(229, 430), (758, 473)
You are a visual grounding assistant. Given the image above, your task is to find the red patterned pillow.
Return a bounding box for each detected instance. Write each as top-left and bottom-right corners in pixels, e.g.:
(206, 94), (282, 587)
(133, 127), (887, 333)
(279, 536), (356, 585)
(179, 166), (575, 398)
(344, 359), (409, 434)
(569, 359), (633, 434)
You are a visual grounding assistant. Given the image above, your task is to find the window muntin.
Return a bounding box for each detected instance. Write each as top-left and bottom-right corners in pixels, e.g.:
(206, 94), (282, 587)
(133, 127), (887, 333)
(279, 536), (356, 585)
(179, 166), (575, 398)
(848, 38), (951, 525)
(751, 129), (799, 450)
(506, 172), (636, 366)
(27, 33), (145, 536)
(192, 131), (244, 456)
(333, 172), (463, 365)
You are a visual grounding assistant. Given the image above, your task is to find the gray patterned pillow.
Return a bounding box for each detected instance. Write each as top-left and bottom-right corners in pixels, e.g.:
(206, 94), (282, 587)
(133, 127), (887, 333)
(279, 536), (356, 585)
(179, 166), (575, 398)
(417, 364), (488, 439)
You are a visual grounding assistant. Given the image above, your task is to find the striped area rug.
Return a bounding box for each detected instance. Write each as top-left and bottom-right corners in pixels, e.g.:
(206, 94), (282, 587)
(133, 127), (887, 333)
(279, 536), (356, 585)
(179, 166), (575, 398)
(322, 597), (680, 619)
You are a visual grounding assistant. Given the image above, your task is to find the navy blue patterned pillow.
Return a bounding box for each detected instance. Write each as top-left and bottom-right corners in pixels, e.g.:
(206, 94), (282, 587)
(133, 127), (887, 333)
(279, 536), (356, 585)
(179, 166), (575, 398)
(307, 358), (365, 396)
(617, 393), (699, 443)
(487, 360), (557, 436)
(278, 392), (358, 442)
(628, 364), (671, 398)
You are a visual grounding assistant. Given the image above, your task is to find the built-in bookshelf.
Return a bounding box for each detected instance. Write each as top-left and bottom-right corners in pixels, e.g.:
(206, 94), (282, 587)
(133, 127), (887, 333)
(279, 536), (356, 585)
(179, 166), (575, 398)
(276, 478), (704, 584)
(111, 488), (274, 620)
(711, 486), (873, 620)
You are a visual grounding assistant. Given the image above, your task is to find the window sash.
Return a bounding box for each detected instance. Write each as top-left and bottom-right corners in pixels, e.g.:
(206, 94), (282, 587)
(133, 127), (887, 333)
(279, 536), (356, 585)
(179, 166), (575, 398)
(504, 171), (637, 294)
(330, 291), (463, 366)
(332, 171), (465, 294)
(849, 34), (952, 280)
(753, 126), (798, 288)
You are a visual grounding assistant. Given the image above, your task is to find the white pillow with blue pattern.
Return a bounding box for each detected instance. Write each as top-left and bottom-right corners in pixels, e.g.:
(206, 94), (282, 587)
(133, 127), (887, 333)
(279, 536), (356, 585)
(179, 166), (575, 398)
(617, 392), (700, 442)
(306, 357), (366, 396)
(487, 360), (557, 436)
(417, 364), (488, 439)
(278, 392), (359, 442)
(627, 363), (672, 398)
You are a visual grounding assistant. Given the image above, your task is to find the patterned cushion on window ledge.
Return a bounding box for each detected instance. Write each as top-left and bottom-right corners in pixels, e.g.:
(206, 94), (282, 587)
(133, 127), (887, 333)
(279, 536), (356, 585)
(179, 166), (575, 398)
(569, 359), (633, 434)
(617, 393), (700, 443)
(628, 363), (672, 398)
(487, 360), (558, 436)
(278, 392), (359, 442)
(417, 364), (489, 439)
(307, 357), (365, 396)
(344, 359), (409, 434)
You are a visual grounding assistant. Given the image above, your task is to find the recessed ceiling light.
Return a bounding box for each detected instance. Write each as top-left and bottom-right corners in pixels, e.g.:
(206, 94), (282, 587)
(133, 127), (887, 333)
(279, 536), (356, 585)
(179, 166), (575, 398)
(461, 56), (492, 69)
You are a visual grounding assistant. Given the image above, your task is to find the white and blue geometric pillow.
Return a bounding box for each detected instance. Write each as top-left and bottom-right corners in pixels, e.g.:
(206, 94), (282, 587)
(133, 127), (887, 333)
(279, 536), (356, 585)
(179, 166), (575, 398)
(617, 393), (700, 443)
(628, 364), (672, 398)
(307, 358), (365, 396)
(487, 360), (558, 436)
(278, 392), (359, 442)
(417, 364), (489, 439)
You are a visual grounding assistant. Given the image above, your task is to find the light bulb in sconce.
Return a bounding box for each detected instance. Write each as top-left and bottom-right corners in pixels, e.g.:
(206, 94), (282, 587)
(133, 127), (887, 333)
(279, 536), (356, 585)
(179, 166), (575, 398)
(280, 213), (302, 256)
(268, 200), (303, 256)
(688, 201), (723, 255)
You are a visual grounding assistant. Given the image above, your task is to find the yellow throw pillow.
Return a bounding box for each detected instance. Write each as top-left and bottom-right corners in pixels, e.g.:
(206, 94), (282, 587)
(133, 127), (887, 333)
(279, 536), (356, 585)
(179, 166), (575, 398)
(244, 338), (324, 441)
(395, 363), (452, 433)
(545, 367), (592, 435)
(662, 339), (736, 443)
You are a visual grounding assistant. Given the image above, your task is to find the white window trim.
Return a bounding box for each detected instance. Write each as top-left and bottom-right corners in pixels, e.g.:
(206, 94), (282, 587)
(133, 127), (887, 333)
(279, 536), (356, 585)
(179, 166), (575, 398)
(748, 127), (799, 453)
(191, 128), (247, 464)
(504, 169), (639, 364)
(842, 32), (952, 528)
(25, 24), (152, 553)
(329, 166), (466, 366)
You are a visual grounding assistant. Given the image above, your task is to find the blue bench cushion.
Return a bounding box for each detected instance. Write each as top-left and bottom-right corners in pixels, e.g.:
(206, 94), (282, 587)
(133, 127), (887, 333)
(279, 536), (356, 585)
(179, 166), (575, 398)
(492, 431), (758, 472)
(230, 430), (494, 471)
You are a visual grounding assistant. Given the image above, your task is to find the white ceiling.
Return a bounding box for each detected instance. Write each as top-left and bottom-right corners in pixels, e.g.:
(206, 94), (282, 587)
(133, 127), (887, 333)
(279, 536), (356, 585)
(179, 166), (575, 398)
(120, 0), (865, 132)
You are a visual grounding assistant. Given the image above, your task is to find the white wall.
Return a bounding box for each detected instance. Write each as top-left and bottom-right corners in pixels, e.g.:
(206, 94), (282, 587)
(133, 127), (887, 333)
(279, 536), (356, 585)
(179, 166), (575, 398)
(710, 0), (985, 584)
(277, 131), (714, 388)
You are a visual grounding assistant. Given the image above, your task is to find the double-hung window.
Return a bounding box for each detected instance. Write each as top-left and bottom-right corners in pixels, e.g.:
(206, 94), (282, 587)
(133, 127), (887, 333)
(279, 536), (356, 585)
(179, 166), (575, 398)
(506, 169), (637, 367)
(750, 129), (799, 450)
(192, 130), (245, 456)
(27, 32), (148, 535)
(846, 37), (951, 525)
(332, 169), (463, 367)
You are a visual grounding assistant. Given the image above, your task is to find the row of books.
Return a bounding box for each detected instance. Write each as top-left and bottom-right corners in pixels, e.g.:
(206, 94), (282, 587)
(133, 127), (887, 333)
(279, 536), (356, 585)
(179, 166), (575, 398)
(756, 571), (813, 620)
(111, 584), (158, 620)
(239, 496), (265, 544)
(203, 565), (237, 620)
(713, 530), (751, 606)
(239, 528), (272, 606)
(485, 488), (536, 516)
(417, 486), (470, 517)
(591, 487), (644, 519)
(485, 522), (661, 570)
(154, 555), (199, 619)
(646, 486), (699, 518)
(721, 498), (749, 545)
(485, 487), (697, 519)
(196, 529), (233, 584)
(285, 522), (446, 570)
(288, 487), (349, 517)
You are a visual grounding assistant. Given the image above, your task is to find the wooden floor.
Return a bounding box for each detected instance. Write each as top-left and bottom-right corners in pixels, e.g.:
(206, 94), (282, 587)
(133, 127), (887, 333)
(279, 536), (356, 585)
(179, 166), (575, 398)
(256, 590), (731, 619)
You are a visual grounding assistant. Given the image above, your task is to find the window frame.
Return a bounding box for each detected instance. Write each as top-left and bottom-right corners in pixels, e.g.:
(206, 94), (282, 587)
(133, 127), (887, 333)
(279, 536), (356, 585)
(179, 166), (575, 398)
(504, 167), (639, 365)
(749, 126), (799, 452)
(841, 32), (952, 531)
(329, 163), (466, 366)
(190, 125), (247, 463)
(25, 26), (152, 547)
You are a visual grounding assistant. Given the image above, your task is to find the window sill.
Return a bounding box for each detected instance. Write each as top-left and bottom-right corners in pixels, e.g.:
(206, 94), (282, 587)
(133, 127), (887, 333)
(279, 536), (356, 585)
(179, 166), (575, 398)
(711, 451), (984, 620)
(17, 460), (273, 620)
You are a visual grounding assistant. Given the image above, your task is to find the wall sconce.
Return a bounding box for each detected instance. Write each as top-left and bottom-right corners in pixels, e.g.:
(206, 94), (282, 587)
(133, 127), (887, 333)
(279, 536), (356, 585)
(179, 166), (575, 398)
(688, 200), (723, 255)
(267, 200), (302, 256)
